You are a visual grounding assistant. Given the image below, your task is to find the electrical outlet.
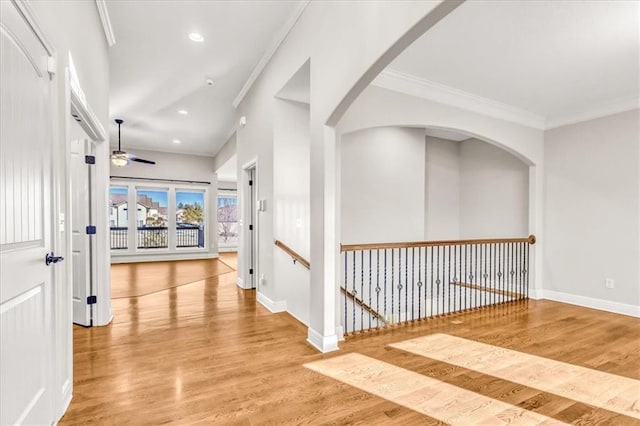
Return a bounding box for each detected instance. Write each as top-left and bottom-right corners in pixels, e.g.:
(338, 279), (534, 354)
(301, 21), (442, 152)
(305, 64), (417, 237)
(605, 278), (614, 289)
(296, 218), (302, 228)
(260, 273), (266, 286)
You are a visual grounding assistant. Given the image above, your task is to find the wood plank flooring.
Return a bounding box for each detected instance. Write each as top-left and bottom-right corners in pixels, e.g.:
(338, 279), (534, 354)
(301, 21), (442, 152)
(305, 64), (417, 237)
(110, 258), (233, 298)
(61, 257), (640, 425)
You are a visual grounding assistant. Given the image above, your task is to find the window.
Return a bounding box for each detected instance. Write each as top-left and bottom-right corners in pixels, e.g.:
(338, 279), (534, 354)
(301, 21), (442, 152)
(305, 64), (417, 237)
(176, 191), (205, 248)
(217, 192), (238, 249)
(136, 189), (168, 249)
(109, 187), (128, 249)
(109, 182), (209, 254)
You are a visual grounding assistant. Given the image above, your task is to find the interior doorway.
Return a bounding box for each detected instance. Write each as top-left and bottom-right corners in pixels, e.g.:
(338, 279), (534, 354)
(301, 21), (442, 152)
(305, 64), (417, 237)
(243, 163), (258, 290)
(70, 135), (97, 326)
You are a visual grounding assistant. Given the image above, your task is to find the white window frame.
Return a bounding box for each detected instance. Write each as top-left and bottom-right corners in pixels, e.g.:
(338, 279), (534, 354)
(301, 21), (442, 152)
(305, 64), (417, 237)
(109, 179), (210, 257)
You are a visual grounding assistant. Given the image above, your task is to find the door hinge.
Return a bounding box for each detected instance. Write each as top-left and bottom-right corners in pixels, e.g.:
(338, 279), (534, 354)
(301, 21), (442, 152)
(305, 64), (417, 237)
(249, 269), (253, 275)
(85, 155), (96, 165)
(86, 225), (96, 235)
(87, 296), (97, 305)
(249, 224), (253, 231)
(249, 180), (253, 186)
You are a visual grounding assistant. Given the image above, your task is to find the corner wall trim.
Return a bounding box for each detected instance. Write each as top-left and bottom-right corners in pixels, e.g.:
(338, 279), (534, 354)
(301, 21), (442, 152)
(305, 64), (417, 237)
(306, 327), (339, 353)
(540, 289), (640, 318)
(257, 291), (287, 313)
(95, 0), (115, 47)
(232, 0), (310, 108)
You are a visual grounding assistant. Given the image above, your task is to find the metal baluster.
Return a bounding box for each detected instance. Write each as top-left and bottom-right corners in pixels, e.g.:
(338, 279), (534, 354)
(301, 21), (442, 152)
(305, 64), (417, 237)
(398, 248), (402, 323)
(436, 246), (440, 316)
(344, 251), (347, 335)
(496, 243), (501, 307)
(463, 244), (467, 310)
(384, 250), (388, 324)
(376, 249), (380, 329)
(360, 250), (364, 332)
(452, 245), (457, 312)
(411, 247), (415, 321)
(405, 247), (409, 322)
(417, 246), (422, 319)
(368, 250), (372, 330)
(352, 251), (356, 334)
(447, 245), (451, 314)
(489, 244), (498, 305)
(430, 246), (434, 318)
(525, 242), (530, 299)
(507, 244), (516, 300)
(458, 245), (462, 312)
(391, 249), (395, 324)
(497, 243), (505, 302)
(482, 244), (489, 306)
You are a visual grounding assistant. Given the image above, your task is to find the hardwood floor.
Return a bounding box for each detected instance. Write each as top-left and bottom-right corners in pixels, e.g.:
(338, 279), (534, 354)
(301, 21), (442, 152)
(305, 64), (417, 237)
(110, 258), (233, 298)
(61, 257), (640, 425)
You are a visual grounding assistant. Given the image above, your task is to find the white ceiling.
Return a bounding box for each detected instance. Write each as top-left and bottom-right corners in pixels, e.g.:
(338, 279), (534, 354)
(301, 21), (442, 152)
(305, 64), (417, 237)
(107, 1), (301, 156)
(387, 0), (639, 128)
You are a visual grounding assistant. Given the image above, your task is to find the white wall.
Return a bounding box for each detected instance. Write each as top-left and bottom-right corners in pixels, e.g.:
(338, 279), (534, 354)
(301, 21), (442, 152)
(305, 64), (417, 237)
(234, 1), (454, 350)
(460, 138), (529, 238)
(341, 127), (426, 244)
(273, 99), (310, 323)
(110, 148), (215, 183)
(110, 149), (218, 259)
(213, 133), (236, 173)
(337, 84), (545, 298)
(544, 110), (639, 314)
(425, 136), (460, 239)
(29, 0), (110, 420)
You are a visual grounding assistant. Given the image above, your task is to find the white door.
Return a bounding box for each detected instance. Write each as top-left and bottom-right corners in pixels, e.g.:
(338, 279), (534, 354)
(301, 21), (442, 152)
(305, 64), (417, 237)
(0, 1), (56, 425)
(71, 139), (95, 326)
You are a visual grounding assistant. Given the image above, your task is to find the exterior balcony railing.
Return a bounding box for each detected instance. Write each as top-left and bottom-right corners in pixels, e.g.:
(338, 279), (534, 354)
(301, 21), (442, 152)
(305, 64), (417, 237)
(110, 225), (205, 250)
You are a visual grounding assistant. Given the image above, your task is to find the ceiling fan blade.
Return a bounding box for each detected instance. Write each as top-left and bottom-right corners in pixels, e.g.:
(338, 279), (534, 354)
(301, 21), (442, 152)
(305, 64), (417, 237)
(131, 157), (156, 165)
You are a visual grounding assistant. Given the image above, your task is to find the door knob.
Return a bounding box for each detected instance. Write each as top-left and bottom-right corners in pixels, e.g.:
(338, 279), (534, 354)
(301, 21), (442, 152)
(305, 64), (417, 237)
(45, 252), (64, 266)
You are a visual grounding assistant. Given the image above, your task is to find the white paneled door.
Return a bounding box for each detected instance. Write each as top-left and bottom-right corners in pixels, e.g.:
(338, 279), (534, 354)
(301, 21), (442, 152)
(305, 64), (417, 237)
(0, 1), (57, 425)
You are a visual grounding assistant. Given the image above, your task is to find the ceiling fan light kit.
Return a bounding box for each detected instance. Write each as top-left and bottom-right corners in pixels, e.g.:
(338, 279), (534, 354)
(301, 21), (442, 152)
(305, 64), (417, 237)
(111, 119), (156, 167)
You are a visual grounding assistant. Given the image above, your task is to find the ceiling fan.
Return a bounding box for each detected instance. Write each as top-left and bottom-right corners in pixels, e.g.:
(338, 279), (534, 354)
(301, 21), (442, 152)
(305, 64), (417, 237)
(111, 119), (156, 167)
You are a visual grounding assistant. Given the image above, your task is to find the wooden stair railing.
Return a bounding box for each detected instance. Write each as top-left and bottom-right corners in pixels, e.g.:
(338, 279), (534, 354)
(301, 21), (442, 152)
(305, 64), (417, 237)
(273, 240), (386, 325)
(274, 240), (310, 269)
(341, 234), (536, 252)
(340, 287), (387, 325)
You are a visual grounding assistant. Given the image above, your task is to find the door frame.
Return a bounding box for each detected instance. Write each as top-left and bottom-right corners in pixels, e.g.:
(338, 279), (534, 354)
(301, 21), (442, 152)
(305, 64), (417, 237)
(241, 158), (258, 290)
(65, 63), (110, 326)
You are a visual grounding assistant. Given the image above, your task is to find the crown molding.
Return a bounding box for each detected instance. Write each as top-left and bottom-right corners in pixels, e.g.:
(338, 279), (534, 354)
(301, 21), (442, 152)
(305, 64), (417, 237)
(372, 69), (546, 130)
(95, 0), (115, 47)
(12, 0), (54, 55)
(545, 94), (639, 130)
(232, 0), (310, 108)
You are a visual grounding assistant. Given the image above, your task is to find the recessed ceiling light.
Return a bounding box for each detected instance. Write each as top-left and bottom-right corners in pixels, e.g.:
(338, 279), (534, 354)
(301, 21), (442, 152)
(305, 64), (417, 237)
(177, 110), (188, 115)
(173, 139), (181, 144)
(188, 33), (204, 42)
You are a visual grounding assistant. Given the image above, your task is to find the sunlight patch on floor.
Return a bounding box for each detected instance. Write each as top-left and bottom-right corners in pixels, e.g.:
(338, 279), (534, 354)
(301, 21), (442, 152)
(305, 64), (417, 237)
(304, 353), (568, 425)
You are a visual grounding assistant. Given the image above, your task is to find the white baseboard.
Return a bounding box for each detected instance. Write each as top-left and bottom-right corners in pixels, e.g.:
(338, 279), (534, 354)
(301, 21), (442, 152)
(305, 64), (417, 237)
(111, 252), (218, 264)
(540, 290), (640, 318)
(529, 288), (544, 300)
(286, 309), (309, 327)
(236, 277), (244, 288)
(307, 327), (339, 353)
(257, 291), (287, 313)
(219, 247), (237, 253)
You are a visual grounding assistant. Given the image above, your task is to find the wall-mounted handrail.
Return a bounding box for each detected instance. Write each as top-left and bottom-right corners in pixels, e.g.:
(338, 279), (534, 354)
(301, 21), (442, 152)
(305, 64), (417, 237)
(341, 287), (387, 325)
(274, 240), (310, 269)
(341, 234), (536, 252)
